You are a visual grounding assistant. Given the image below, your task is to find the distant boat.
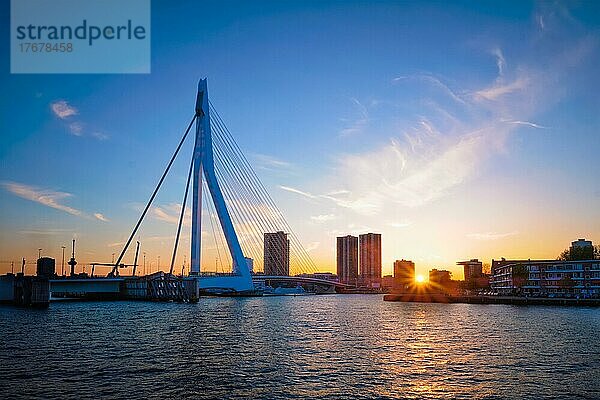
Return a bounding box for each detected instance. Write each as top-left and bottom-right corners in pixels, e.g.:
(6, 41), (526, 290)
(201, 287), (263, 297)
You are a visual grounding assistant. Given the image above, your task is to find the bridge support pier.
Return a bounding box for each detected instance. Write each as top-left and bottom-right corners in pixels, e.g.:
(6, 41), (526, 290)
(190, 79), (253, 292)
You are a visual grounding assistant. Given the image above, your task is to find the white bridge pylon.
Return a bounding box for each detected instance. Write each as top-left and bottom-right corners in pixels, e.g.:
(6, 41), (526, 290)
(190, 79), (254, 292)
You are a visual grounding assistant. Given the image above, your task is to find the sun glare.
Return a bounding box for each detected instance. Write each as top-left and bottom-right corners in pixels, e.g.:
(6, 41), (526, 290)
(415, 275), (425, 283)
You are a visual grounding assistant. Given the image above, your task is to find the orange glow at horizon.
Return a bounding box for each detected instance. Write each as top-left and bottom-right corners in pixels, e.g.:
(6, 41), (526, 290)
(415, 274), (426, 283)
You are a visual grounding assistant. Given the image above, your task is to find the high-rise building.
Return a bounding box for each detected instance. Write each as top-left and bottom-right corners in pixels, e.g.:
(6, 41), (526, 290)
(457, 259), (483, 282)
(381, 275), (395, 289)
(393, 259), (415, 290)
(568, 238), (595, 259)
(429, 269), (452, 285)
(359, 233), (382, 288)
(337, 235), (358, 285)
(264, 231), (289, 276)
(572, 238), (593, 249)
(428, 269), (457, 294)
(36, 257), (55, 277)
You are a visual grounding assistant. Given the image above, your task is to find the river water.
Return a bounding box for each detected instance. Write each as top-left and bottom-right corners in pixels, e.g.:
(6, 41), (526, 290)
(1, 295), (599, 399)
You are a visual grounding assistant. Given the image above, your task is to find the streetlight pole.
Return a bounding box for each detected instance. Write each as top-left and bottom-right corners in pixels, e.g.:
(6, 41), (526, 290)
(38, 248), (42, 259)
(61, 246), (66, 276)
(157, 256), (160, 273)
(143, 252), (146, 276)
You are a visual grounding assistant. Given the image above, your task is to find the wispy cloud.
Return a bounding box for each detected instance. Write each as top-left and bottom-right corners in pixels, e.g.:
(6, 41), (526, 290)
(145, 234), (183, 242)
(153, 207), (178, 224)
(388, 221), (412, 228)
(310, 214), (336, 223)
(339, 97), (369, 137)
(94, 213), (109, 222)
(393, 74), (466, 105)
(320, 191), (381, 214)
(305, 242), (320, 252)
(2, 181), (113, 223)
(252, 154), (292, 170)
(50, 100), (78, 119)
(323, 122), (500, 212)
(503, 120), (549, 129)
(300, 87), (547, 215)
(278, 185), (317, 199)
(18, 228), (71, 236)
(466, 231), (519, 241)
(91, 131), (109, 141)
(346, 223), (375, 235)
(69, 122), (84, 136)
(279, 183), (381, 214)
(152, 203), (191, 225)
(537, 14), (545, 31)
(492, 47), (506, 77)
(315, 24), (595, 215)
(473, 46), (530, 102)
(50, 100), (108, 141)
(474, 76), (530, 101)
(2, 181), (82, 216)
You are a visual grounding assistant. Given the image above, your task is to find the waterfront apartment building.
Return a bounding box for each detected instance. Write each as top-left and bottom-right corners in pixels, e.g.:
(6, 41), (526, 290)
(337, 235), (358, 285)
(429, 269), (456, 294)
(491, 258), (600, 296)
(457, 259), (483, 282)
(572, 238), (593, 248)
(381, 275), (394, 289)
(429, 269), (452, 285)
(359, 233), (382, 288)
(566, 238), (595, 260)
(393, 259), (415, 290)
(264, 231), (290, 276)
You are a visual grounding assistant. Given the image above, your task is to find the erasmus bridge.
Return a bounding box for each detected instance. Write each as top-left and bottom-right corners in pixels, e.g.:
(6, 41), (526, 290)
(107, 79), (344, 295)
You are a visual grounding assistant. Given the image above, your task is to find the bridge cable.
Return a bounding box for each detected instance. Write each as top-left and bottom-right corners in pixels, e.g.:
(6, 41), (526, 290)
(209, 104), (318, 273)
(211, 114), (311, 275)
(212, 140), (275, 270)
(209, 145), (264, 271)
(215, 169), (265, 270)
(211, 123), (293, 273)
(210, 113), (312, 275)
(169, 124), (199, 275)
(211, 111), (316, 275)
(215, 160), (279, 273)
(204, 178), (227, 273)
(113, 114), (197, 275)
(213, 149), (269, 271)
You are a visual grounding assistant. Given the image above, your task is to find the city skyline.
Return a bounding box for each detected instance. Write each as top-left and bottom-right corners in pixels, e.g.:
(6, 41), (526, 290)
(2, 2), (600, 399)
(1, 1), (600, 279)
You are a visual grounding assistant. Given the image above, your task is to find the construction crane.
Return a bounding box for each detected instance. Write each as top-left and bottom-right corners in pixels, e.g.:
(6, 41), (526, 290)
(105, 241), (140, 277)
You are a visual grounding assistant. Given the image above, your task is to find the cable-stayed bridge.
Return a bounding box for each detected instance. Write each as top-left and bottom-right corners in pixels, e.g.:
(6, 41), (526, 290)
(111, 79), (334, 294)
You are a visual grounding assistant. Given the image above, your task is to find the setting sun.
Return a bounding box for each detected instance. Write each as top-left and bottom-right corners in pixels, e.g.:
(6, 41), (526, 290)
(415, 275), (425, 283)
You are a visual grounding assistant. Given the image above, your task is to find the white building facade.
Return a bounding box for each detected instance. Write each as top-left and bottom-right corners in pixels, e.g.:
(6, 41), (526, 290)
(491, 259), (600, 297)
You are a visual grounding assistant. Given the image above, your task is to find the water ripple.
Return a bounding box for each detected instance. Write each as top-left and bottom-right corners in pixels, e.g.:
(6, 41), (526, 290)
(1, 296), (599, 399)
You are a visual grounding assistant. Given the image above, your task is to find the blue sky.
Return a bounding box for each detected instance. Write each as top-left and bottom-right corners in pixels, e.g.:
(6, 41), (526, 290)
(1, 1), (599, 277)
